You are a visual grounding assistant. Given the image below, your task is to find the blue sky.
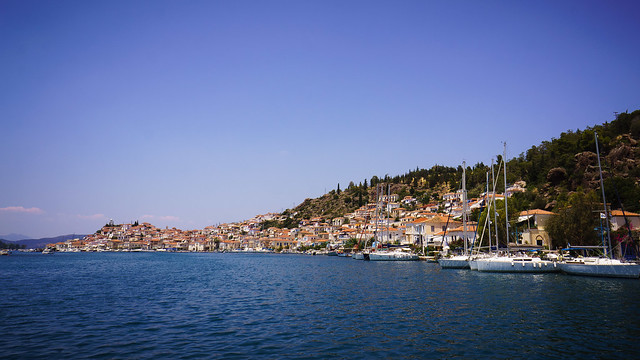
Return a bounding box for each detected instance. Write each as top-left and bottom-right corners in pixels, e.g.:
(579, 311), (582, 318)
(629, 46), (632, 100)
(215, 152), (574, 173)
(1, 0), (639, 238)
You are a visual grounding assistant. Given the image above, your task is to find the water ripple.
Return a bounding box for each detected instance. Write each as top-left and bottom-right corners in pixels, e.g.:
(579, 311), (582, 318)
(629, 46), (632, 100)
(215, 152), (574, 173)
(2, 253), (640, 359)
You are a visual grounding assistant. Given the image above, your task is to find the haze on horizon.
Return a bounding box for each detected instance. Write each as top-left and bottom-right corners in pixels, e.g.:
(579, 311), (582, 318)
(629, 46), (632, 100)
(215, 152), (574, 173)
(1, 0), (639, 238)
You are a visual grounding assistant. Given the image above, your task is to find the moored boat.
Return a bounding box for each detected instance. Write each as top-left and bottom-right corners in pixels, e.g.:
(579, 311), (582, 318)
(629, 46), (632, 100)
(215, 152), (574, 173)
(439, 162), (471, 269)
(369, 248), (419, 261)
(557, 132), (640, 279)
(438, 255), (470, 269)
(476, 255), (559, 273)
(469, 253), (493, 271)
(559, 257), (640, 278)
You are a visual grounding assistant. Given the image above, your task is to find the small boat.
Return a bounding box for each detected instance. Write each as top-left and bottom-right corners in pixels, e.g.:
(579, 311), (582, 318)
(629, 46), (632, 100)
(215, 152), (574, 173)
(368, 248), (419, 261)
(419, 255), (437, 262)
(0, 249), (10, 256)
(42, 248), (55, 254)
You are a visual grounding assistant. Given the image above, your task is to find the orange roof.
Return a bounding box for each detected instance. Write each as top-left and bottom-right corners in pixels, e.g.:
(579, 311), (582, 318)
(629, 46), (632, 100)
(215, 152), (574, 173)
(519, 209), (555, 216)
(610, 210), (640, 217)
(448, 224), (478, 232)
(410, 218), (430, 224)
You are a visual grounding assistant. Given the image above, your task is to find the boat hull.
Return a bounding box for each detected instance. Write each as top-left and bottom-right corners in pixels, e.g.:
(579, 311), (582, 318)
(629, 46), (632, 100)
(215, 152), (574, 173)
(369, 251), (419, 261)
(559, 262), (640, 278)
(438, 258), (470, 269)
(469, 260), (478, 271)
(476, 258), (559, 273)
(352, 252), (367, 260)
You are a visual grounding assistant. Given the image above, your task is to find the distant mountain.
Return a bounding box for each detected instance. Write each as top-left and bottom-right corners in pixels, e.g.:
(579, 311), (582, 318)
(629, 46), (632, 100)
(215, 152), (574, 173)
(0, 233), (31, 241)
(1, 234), (87, 249)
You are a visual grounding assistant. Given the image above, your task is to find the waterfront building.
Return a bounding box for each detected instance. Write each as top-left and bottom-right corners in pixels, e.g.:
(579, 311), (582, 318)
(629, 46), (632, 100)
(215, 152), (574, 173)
(608, 210), (640, 231)
(517, 209), (555, 248)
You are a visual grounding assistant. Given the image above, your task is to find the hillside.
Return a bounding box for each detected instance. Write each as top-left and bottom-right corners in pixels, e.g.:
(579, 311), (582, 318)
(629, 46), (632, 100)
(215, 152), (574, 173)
(0, 233), (31, 241)
(290, 110), (640, 221)
(508, 110), (640, 212)
(1, 234), (87, 249)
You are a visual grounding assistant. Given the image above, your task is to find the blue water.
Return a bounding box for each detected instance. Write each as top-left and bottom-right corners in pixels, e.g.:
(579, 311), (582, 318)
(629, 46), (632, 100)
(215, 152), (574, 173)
(1, 253), (639, 359)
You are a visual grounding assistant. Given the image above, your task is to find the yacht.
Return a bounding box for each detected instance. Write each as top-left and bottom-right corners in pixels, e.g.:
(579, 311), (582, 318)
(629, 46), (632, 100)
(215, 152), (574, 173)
(438, 255), (470, 268)
(559, 257), (640, 278)
(468, 253), (493, 271)
(557, 132), (640, 278)
(438, 161), (471, 269)
(476, 255), (559, 273)
(368, 248), (419, 261)
(352, 250), (370, 260)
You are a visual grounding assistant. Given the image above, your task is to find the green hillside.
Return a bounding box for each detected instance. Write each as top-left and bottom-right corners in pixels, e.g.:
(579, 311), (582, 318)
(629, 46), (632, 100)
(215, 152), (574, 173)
(287, 110), (640, 224)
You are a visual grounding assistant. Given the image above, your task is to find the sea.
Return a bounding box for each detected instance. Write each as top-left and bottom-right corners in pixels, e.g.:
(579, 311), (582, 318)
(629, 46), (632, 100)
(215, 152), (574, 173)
(1, 252), (639, 359)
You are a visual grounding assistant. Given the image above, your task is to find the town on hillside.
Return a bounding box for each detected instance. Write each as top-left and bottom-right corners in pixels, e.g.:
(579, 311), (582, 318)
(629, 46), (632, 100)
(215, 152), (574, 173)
(45, 180), (640, 254)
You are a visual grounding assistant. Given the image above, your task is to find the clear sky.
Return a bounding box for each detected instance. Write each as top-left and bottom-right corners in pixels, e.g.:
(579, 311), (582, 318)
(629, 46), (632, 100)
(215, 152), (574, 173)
(1, 0), (639, 238)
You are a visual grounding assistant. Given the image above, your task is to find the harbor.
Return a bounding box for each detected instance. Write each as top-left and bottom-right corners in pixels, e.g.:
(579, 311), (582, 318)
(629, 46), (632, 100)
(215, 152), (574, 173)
(28, 135), (640, 279)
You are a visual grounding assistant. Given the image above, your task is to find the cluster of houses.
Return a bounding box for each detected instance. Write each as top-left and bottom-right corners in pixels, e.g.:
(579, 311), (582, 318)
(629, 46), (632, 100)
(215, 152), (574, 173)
(47, 187), (640, 253)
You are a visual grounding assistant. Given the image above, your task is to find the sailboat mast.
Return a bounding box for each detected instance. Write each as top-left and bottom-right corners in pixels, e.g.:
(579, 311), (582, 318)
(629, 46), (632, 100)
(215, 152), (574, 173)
(595, 131), (613, 258)
(486, 171), (492, 251)
(491, 159), (498, 250)
(462, 161), (467, 255)
(387, 183), (391, 245)
(503, 142), (509, 250)
(375, 184), (379, 246)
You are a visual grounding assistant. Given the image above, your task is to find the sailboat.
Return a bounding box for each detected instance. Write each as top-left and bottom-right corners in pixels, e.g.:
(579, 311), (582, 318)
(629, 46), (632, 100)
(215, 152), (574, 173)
(559, 256), (640, 278)
(368, 247), (419, 261)
(438, 162), (471, 269)
(351, 222), (371, 260)
(475, 143), (559, 273)
(558, 131), (640, 278)
(469, 163), (498, 270)
(368, 184), (419, 261)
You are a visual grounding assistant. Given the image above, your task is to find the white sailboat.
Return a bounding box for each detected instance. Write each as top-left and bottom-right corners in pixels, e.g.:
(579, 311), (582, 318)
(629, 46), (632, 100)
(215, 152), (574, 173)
(438, 162), (470, 269)
(559, 256), (640, 278)
(369, 247), (419, 261)
(558, 131), (640, 278)
(476, 254), (559, 273)
(369, 183), (419, 261)
(469, 162), (498, 271)
(352, 251), (366, 260)
(438, 254), (470, 268)
(475, 143), (560, 273)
